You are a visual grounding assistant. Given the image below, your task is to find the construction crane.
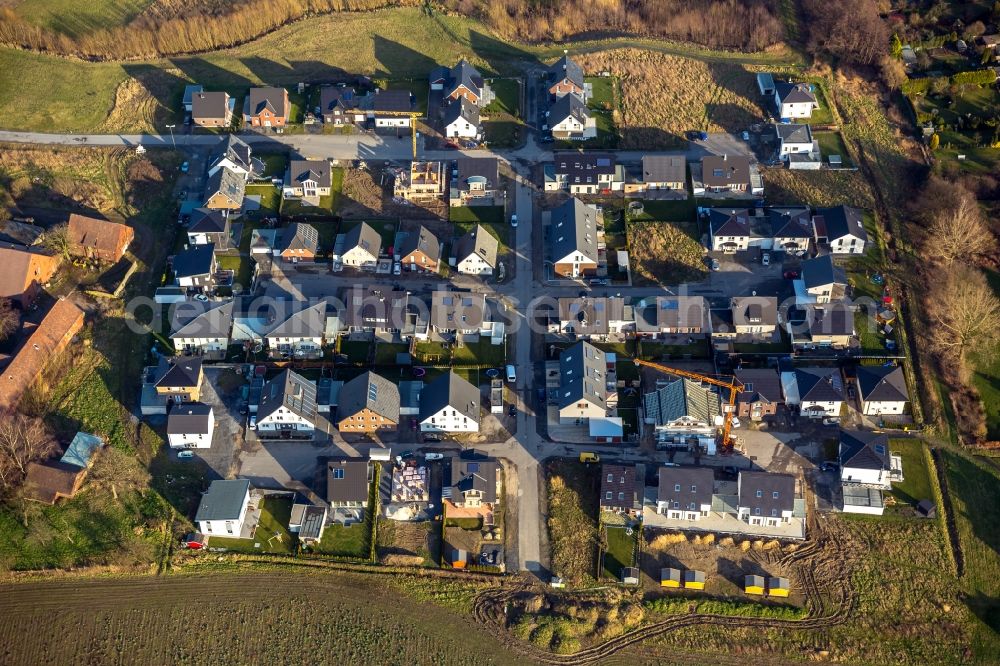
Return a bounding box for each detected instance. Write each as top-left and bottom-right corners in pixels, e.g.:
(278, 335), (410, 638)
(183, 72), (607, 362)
(632, 358), (744, 453)
(369, 110), (421, 159)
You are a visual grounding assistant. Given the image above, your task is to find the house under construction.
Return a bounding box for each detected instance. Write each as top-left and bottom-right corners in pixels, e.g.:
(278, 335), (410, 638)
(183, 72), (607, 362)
(393, 161), (446, 200)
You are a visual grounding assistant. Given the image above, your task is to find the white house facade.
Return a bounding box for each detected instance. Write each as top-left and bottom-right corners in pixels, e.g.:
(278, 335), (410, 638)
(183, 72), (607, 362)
(456, 252), (494, 275)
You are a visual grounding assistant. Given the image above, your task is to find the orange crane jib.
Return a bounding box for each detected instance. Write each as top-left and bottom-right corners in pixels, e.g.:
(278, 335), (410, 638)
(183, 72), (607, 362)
(632, 358), (744, 451)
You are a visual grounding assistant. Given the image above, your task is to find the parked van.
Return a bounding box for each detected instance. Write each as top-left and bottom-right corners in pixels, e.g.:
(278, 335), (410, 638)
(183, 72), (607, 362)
(579, 452), (600, 463)
(505, 365), (516, 383)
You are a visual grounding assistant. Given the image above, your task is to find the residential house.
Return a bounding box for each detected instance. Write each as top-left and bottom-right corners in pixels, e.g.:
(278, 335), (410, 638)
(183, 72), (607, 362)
(448, 157), (500, 207)
(633, 154), (687, 192)
(0, 244), (59, 307)
(290, 503), (328, 543)
(656, 466), (714, 520)
(769, 208), (812, 254)
(341, 286), (428, 340)
(327, 458), (372, 519)
(549, 198), (599, 279)
(282, 160), (332, 200)
(443, 97), (480, 139)
(454, 224), (499, 276)
(245, 87), (290, 127)
(737, 471), (795, 526)
(774, 81), (818, 119)
(336, 371), (400, 433)
(169, 299), (234, 356)
(196, 479), (252, 537)
(23, 432), (104, 505)
(256, 369), (318, 436)
(340, 222), (382, 268)
(448, 453), (500, 511)
(709, 208), (757, 253)
(172, 244), (217, 292)
(393, 161), (446, 200)
(600, 464), (641, 515)
(67, 214), (133, 263)
(418, 371), (481, 433)
(167, 403), (215, 449)
(182, 84), (203, 113)
(149, 355), (204, 403)
(546, 54), (587, 101)
(203, 167), (245, 211)
(643, 377), (721, 451)
(799, 255), (847, 304)
(320, 86), (365, 126)
(207, 134), (263, 180)
(276, 222), (319, 262)
(430, 59), (494, 106)
(552, 297), (632, 341)
(544, 152), (620, 194)
(634, 296), (706, 338)
(734, 368), (783, 421)
(700, 155), (756, 194)
(369, 89), (415, 128)
(557, 341), (614, 424)
(812, 205), (867, 255)
(712, 296), (778, 341)
(775, 123), (816, 157)
(0, 299), (84, 413)
(262, 301), (331, 359)
(839, 429), (902, 516)
(788, 304), (854, 350)
(856, 365), (908, 416)
(547, 93), (595, 140)
(187, 209), (231, 249)
(783, 367), (843, 418)
(398, 225), (441, 274)
(430, 290), (489, 338)
(191, 91), (234, 127)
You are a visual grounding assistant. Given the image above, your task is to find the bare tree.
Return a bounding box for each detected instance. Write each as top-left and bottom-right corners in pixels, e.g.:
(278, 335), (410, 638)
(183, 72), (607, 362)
(0, 297), (18, 342)
(39, 222), (71, 261)
(924, 191), (996, 265)
(930, 266), (1000, 368)
(0, 413), (57, 494)
(803, 0), (888, 65)
(87, 446), (149, 501)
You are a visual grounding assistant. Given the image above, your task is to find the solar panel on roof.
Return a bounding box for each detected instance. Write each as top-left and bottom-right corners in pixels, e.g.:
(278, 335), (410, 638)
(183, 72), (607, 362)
(661, 301), (678, 310)
(596, 158), (610, 166)
(368, 383), (378, 402)
(468, 462), (479, 472)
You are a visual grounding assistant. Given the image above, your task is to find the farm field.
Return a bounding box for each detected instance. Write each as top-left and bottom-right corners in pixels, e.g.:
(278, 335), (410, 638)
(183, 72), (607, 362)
(0, 572), (521, 665)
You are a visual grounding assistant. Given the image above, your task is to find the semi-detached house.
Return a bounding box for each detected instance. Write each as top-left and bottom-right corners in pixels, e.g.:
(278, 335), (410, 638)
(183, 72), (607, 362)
(549, 198), (599, 279)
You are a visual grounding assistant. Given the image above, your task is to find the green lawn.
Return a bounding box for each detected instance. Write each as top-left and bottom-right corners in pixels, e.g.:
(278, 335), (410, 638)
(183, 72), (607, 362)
(615, 359), (639, 381)
(208, 497), (295, 554)
(485, 79), (519, 116)
(312, 522), (369, 558)
(638, 339), (711, 359)
(341, 218), (396, 248)
(374, 342), (410, 366)
(452, 338), (507, 367)
(602, 525), (638, 580)
(970, 272), (1000, 439)
(244, 184), (280, 215)
(732, 341), (790, 354)
(339, 340), (371, 365)
(413, 341), (452, 365)
(453, 220), (510, 258)
(483, 119), (523, 148)
(450, 206), (505, 225)
(633, 198), (696, 222)
(444, 516), (483, 530)
(582, 76), (619, 148)
(888, 439), (933, 510)
(257, 153), (288, 179)
(216, 255), (251, 292)
(14, 0), (152, 38)
(855, 310), (894, 355)
(814, 131), (852, 166)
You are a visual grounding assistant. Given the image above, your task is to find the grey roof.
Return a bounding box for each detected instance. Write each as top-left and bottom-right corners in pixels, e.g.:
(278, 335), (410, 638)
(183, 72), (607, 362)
(444, 96), (480, 127)
(431, 290), (487, 330)
(60, 432), (104, 469)
(769, 208), (812, 239)
(247, 87), (287, 117)
(558, 341), (608, 410)
(635, 296), (706, 333)
(775, 81), (817, 105)
(183, 84), (204, 106)
(337, 371), (400, 423)
(775, 123), (813, 144)
(702, 155), (751, 188)
(804, 305), (854, 337)
(658, 466), (715, 508)
(326, 458), (371, 504)
(549, 93), (590, 126)
(342, 221), (382, 259)
(173, 244), (215, 279)
(210, 135), (256, 175)
(418, 371), (480, 424)
(188, 208), (228, 234)
(550, 198), (599, 264)
(454, 157), (499, 189)
(167, 402), (213, 435)
(734, 368), (783, 405)
(287, 160), (332, 189)
(802, 255), (847, 291)
(795, 367), (843, 402)
(450, 453), (499, 504)
(278, 222), (319, 255)
(297, 504), (327, 540)
(553, 152), (616, 184)
(813, 205), (867, 243)
(258, 369), (317, 423)
(370, 89), (413, 113)
(153, 356), (203, 389)
(265, 301), (328, 340)
(731, 296), (778, 327)
(170, 299), (234, 339)
(738, 471), (795, 515)
(643, 377), (721, 425)
(195, 479), (250, 522)
(320, 86), (360, 113)
(205, 167), (245, 207)
(558, 297), (628, 336)
(547, 55), (585, 90)
(341, 286), (424, 332)
(455, 224), (498, 267)
(398, 225), (441, 263)
(857, 365), (908, 403)
(710, 208), (754, 238)
(600, 464), (638, 509)
(839, 430), (890, 471)
(641, 154), (686, 184)
(191, 91), (230, 119)
(442, 59), (485, 99)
